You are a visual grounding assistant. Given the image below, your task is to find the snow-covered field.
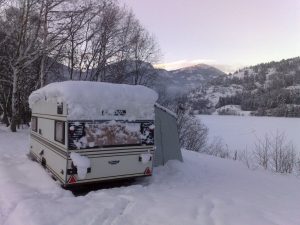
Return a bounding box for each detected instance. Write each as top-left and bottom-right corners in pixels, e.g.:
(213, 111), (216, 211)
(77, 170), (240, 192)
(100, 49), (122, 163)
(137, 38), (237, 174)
(1, 125), (300, 225)
(199, 115), (300, 153)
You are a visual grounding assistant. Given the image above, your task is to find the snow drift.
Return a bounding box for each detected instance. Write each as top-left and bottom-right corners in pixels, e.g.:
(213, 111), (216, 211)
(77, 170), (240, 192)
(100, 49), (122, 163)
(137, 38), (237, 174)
(70, 153), (90, 179)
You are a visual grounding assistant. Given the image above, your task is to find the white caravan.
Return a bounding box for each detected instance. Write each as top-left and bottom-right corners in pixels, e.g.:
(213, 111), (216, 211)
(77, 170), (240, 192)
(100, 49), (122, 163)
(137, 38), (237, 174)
(28, 81), (157, 188)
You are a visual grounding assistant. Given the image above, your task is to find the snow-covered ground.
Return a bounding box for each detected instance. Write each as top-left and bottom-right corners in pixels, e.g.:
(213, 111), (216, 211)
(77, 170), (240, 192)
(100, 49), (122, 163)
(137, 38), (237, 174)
(1, 125), (300, 225)
(198, 115), (300, 153)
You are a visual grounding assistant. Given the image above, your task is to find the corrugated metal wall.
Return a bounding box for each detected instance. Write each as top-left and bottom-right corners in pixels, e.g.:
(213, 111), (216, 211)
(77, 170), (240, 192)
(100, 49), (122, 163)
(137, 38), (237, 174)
(154, 105), (183, 166)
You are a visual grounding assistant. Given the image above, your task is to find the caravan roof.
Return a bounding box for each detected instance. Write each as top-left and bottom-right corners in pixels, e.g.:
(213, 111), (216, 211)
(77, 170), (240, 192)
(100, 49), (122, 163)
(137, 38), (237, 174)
(29, 81), (158, 120)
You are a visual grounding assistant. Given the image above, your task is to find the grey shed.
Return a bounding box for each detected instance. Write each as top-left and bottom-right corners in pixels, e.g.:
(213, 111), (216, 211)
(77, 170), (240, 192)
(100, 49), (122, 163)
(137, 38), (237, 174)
(154, 104), (183, 166)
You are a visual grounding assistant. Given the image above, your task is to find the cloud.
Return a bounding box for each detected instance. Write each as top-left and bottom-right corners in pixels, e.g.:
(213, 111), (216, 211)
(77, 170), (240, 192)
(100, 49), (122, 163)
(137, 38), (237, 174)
(154, 59), (216, 71)
(210, 63), (245, 74)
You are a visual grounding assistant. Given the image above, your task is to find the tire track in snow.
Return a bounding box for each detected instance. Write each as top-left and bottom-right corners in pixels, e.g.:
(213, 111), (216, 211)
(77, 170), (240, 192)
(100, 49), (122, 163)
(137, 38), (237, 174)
(0, 155), (66, 225)
(194, 195), (216, 225)
(87, 197), (131, 225)
(110, 195), (136, 225)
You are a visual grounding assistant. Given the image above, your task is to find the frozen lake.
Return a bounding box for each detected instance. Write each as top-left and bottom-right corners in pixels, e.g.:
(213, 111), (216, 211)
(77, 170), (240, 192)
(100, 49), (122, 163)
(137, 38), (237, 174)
(197, 115), (300, 153)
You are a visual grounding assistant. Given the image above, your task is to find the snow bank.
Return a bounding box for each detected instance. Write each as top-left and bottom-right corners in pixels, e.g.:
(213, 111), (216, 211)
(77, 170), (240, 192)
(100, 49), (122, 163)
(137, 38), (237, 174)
(285, 85), (300, 90)
(214, 105), (252, 116)
(29, 81), (158, 120)
(70, 153), (90, 179)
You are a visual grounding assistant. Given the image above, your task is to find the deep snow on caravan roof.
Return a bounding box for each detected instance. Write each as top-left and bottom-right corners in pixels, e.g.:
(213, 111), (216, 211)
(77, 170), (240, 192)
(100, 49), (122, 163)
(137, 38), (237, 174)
(29, 81), (158, 120)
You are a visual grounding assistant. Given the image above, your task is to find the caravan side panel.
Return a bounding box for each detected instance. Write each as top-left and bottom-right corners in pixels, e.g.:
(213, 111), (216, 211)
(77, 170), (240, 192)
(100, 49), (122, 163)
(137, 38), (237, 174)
(30, 134), (68, 183)
(30, 110), (68, 184)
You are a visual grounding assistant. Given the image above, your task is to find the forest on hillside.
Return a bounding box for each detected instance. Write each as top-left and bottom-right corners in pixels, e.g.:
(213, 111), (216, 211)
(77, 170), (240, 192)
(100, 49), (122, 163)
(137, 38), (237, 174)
(188, 57), (300, 117)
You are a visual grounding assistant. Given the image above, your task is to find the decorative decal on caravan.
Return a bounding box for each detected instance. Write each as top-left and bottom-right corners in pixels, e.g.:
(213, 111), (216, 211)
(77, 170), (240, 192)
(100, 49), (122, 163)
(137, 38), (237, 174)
(68, 121), (154, 150)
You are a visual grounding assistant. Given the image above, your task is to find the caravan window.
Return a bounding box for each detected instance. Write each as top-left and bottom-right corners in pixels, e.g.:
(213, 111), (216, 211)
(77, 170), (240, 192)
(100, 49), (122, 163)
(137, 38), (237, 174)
(57, 102), (63, 114)
(55, 121), (65, 144)
(31, 117), (37, 132)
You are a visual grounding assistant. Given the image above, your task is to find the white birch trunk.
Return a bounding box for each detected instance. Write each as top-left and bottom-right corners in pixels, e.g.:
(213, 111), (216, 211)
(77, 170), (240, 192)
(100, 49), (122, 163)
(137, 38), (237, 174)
(10, 68), (18, 132)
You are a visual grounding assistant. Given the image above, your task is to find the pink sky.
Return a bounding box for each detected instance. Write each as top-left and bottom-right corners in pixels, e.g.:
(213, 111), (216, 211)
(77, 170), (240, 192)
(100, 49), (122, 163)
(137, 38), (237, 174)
(121, 0), (300, 72)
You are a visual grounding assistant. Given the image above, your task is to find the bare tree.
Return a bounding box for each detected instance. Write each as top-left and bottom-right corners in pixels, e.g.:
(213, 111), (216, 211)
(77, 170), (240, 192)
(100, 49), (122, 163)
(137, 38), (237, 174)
(61, 1), (160, 85)
(254, 134), (271, 170)
(128, 22), (160, 85)
(63, 4), (93, 80)
(5, 0), (45, 132)
(238, 148), (255, 169)
(0, 0), (162, 131)
(1, 0), (70, 131)
(105, 11), (136, 84)
(62, 0), (122, 82)
(205, 137), (230, 158)
(0, 0), (88, 130)
(39, 0), (72, 87)
(269, 131), (296, 173)
(176, 101), (208, 152)
(0, 29), (12, 126)
(253, 131), (297, 174)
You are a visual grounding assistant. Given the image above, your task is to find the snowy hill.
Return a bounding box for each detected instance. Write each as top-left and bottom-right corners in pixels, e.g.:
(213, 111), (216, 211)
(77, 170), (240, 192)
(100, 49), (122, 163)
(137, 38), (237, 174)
(152, 64), (226, 101)
(1, 126), (300, 225)
(188, 57), (300, 116)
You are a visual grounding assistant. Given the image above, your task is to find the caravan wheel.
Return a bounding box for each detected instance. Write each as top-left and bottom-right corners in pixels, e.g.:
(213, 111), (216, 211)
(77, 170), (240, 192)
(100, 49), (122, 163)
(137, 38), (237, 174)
(41, 157), (46, 168)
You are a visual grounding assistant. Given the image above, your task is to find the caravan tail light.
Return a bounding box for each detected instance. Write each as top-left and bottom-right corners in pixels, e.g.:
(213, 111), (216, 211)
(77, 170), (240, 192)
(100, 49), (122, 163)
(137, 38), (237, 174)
(68, 175), (77, 184)
(144, 167), (152, 176)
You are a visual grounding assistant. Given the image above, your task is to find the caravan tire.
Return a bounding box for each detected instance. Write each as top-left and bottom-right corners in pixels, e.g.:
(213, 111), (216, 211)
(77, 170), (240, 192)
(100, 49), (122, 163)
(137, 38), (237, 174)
(41, 157), (46, 168)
